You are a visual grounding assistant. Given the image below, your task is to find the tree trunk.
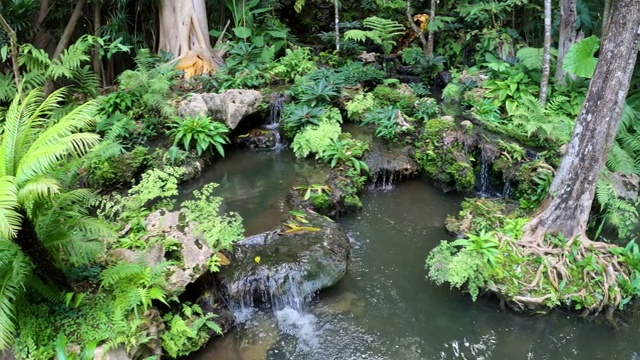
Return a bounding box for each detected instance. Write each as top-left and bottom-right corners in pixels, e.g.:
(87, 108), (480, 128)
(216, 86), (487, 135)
(554, 0), (583, 83)
(0, 14), (21, 94)
(524, 0), (640, 241)
(334, 0), (340, 51)
(406, 0), (429, 54)
(426, 0), (436, 56)
(539, 0), (552, 106)
(602, 0), (612, 36)
(15, 211), (71, 291)
(158, 0), (222, 76)
(92, 1), (103, 86)
(52, 0), (88, 61)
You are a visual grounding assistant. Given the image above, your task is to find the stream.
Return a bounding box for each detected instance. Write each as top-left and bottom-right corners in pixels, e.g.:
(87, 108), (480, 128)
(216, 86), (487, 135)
(185, 149), (640, 360)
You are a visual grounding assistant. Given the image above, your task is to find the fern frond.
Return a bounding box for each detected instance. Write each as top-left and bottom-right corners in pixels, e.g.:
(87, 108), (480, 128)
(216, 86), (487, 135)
(100, 262), (146, 288)
(0, 240), (31, 349)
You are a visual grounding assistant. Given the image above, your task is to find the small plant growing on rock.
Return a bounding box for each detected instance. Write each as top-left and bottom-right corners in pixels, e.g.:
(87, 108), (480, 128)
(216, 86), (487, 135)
(167, 115), (229, 157)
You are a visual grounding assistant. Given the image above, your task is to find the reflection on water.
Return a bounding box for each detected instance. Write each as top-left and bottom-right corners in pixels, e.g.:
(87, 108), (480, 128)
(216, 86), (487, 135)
(187, 152), (640, 360)
(178, 150), (319, 236)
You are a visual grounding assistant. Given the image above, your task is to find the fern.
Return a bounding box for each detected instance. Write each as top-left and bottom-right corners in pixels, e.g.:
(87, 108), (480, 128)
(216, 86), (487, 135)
(100, 261), (170, 320)
(161, 303), (222, 358)
(344, 16), (405, 54)
(507, 95), (574, 146)
(516, 47), (558, 70)
(595, 172), (639, 238)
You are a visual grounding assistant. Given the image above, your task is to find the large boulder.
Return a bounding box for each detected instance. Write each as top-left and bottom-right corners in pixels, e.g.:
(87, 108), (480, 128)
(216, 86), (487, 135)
(217, 212), (350, 307)
(178, 90), (263, 130)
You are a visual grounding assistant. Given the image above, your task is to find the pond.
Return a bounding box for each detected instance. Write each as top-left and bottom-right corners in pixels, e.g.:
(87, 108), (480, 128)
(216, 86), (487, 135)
(186, 149), (640, 360)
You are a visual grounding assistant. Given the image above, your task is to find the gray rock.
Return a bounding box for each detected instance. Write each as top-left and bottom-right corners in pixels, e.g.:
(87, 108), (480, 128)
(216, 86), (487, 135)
(93, 345), (130, 360)
(364, 142), (419, 184)
(143, 209), (214, 295)
(218, 212), (350, 306)
(178, 90), (263, 130)
(606, 172), (639, 202)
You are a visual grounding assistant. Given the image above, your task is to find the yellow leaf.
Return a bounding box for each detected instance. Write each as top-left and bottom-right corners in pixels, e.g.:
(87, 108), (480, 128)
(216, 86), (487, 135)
(254, 256), (261, 264)
(217, 252), (231, 266)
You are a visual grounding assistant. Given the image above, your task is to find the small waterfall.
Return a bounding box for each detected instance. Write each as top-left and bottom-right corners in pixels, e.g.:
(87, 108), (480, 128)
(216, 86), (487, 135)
(370, 170), (398, 190)
(478, 147), (490, 197)
(501, 180), (511, 198)
(228, 269), (319, 349)
(262, 92), (286, 150)
(269, 92), (286, 125)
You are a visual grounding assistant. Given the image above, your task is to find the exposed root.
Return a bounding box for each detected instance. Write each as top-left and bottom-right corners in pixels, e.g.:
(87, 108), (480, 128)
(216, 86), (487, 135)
(500, 227), (631, 313)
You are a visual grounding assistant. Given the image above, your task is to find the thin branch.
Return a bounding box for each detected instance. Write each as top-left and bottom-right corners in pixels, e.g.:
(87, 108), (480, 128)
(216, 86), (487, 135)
(0, 13), (22, 96)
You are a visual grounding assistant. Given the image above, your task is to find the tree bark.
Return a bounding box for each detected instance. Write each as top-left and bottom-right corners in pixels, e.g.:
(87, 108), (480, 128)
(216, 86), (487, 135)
(426, 0), (436, 56)
(555, 0), (583, 83)
(334, 0), (340, 51)
(15, 211), (71, 291)
(0, 14), (21, 94)
(406, 0), (429, 54)
(602, 0), (612, 36)
(539, 0), (552, 106)
(158, 0), (222, 75)
(524, 0), (640, 241)
(92, 1), (103, 86)
(52, 0), (88, 61)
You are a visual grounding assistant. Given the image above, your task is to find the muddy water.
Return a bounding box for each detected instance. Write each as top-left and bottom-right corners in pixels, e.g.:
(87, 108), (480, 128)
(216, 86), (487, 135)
(186, 150), (640, 360)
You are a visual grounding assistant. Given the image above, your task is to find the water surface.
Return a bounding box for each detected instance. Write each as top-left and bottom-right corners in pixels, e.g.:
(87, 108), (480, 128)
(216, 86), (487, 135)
(187, 150), (640, 360)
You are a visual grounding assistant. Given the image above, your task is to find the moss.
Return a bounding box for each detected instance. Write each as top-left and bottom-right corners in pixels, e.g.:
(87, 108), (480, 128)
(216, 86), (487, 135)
(413, 119), (475, 191)
(310, 193), (332, 213)
(445, 197), (522, 236)
(451, 162), (475, 191)
(343, 194), (362, 209)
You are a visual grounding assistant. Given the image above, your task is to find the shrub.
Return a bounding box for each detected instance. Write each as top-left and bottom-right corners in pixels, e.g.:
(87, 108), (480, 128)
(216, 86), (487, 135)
(292, 120), (342, 158)
(167, 115), (229, 157)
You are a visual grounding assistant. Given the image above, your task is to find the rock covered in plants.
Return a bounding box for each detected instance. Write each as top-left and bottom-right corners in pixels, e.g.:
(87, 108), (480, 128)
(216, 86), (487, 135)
(413, 118), (477, 191)
(178, 90), (263, 130)
(217, 211), (350, 306)
(236, 129), (278, 149)
(142, 209), (215, 295)
(92, 308), (163, 360)
(364, 141), (418, 186)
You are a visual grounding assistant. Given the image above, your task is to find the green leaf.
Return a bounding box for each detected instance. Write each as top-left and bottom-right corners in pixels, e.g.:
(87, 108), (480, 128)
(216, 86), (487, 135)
(563, 35), (600, 79)
(233, 27), (252, 39)
(1, 46), (7, 62)
(266, 30), (287, 38)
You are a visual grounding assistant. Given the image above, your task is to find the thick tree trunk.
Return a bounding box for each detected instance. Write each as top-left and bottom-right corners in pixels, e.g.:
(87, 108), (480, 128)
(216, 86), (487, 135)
(555, 0), (583, 83)
(158, 0), (222, 76)
(539, 0), (552, 106)
(426, 0), (436, 56)
(406, 0), (429, 54)
(524, 0), (640, 241)
(15, 212), (71, 291)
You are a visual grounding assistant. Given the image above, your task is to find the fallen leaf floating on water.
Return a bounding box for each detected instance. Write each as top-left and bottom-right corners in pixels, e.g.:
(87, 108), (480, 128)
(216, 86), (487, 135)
(254, 256), (261, 264)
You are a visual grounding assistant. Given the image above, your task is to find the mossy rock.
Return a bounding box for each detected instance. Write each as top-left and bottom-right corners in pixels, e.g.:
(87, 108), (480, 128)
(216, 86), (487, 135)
(217, 211), (350, 305)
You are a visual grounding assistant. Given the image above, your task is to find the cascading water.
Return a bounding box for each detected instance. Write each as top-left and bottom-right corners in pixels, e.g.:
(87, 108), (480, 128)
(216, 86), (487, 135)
(478, 147), (491, 197)
(228, 269), (320, 351)
(502, 179), (512, 198)
(262, 92), (286, 150)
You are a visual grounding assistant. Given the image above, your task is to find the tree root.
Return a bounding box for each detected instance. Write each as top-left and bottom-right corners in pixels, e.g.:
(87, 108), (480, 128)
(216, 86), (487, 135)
(494, 228), (632, 314)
